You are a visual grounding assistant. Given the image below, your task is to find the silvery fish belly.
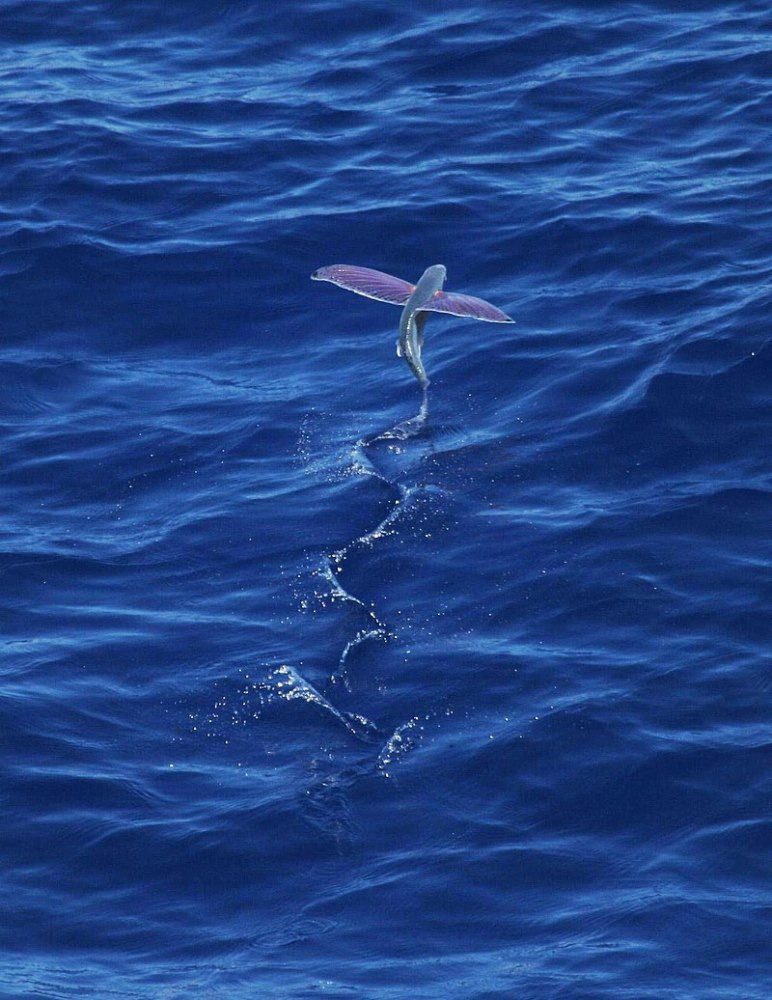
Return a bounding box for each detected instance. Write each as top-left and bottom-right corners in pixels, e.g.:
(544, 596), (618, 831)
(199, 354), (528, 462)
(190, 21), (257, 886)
(398, 313), (429, 387)
(396, 265), (447, 387)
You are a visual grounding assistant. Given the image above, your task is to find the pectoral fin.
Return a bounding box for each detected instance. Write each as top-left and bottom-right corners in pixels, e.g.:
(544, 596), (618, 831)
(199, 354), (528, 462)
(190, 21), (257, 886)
(424, 290), (514, 323)
(311, 265), (415, 306)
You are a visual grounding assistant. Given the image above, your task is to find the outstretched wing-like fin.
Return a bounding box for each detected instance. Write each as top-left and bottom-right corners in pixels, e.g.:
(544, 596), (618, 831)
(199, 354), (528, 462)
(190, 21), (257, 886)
(422, 290), (514, 323)
(311, 265), (414, 306)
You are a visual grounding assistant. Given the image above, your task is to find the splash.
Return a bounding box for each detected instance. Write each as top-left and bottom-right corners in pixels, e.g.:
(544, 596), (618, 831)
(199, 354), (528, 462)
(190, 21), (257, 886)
(285, 386), (432, 763)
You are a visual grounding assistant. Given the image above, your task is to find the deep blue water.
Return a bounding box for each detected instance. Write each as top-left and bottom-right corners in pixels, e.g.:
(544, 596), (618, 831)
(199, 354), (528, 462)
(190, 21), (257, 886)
(1, 2), (771, 997)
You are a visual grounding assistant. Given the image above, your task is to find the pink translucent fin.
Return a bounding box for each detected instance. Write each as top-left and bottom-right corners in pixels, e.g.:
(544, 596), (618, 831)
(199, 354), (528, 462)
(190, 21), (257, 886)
(311, 265), (414, 306)
(422, 290), (514, 323)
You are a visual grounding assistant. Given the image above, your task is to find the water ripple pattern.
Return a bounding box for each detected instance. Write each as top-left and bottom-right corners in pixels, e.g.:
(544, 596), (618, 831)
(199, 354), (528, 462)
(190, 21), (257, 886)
(1, 3), (771, 998)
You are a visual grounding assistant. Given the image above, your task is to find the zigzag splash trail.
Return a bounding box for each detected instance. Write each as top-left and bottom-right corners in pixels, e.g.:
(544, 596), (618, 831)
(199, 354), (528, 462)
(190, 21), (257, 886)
(324, 388), (429, 694)
(264, 386), (432, 759)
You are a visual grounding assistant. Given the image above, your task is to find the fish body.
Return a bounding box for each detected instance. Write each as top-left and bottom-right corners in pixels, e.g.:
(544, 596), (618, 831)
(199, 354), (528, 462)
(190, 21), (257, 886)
(396, 265), (447, 388)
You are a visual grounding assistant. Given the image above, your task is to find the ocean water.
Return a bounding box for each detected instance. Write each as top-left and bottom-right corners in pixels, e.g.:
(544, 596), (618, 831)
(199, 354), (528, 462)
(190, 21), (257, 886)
(1, 2), (770, 997)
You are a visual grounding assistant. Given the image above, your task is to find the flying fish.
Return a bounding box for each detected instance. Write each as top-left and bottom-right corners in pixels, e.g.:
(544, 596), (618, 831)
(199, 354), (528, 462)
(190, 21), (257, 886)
(311, 264), (514, 388)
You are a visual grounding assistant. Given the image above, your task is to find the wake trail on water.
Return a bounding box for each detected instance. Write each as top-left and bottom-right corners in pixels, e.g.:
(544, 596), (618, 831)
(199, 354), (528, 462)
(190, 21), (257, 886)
(273, 385), (431, 751)
(326, 387), (429, 689)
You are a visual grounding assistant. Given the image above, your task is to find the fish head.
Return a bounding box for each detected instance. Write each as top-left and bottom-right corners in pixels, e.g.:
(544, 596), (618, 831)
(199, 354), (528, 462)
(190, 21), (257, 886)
(421, 264), (446, 286)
